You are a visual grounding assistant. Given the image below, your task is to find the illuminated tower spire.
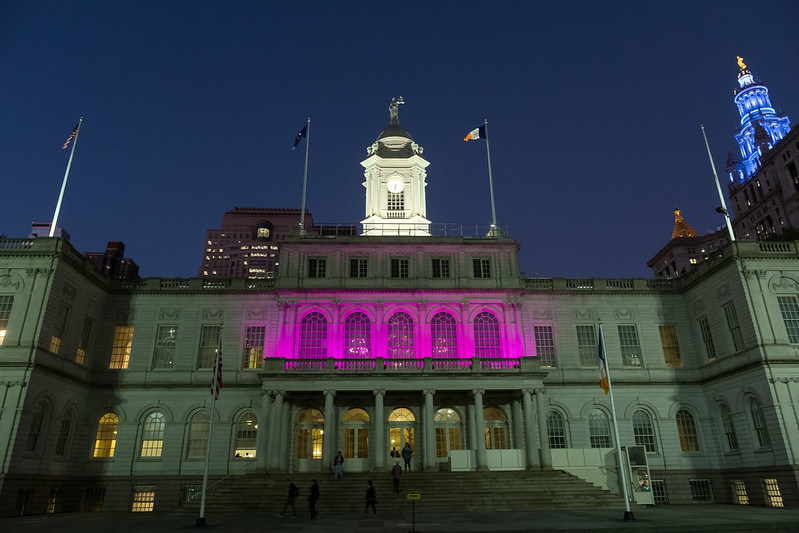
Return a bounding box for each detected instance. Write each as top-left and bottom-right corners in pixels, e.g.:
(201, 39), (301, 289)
(671, 208), (699, 239)
(730, 56), (791, 182)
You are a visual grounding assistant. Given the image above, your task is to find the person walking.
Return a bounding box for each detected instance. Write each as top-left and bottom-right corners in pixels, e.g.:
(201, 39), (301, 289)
(401, 442), (413, 472)
(308, 480), (320, 519)
(391, 461), (402, 493)
(278, 480), (299, 518)
(365, 480), (377, 514)
(333, 450), (344, 479)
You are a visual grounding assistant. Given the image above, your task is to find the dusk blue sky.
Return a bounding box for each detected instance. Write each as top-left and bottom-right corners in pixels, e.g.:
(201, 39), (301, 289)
(2, 1), (798, 279)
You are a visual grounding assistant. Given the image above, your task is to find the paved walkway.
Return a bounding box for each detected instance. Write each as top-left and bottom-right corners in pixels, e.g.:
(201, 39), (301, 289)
(1, 505), (799, 532)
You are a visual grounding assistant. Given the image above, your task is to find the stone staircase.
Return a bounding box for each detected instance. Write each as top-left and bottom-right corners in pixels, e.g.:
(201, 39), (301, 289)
(185, 470), (625, 514)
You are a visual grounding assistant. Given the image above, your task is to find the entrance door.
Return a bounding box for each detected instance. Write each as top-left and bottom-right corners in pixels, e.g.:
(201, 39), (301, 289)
(434, 407), (462, 466)
(388, 408), (417, 468)
(342, 408), (370, 472)
(296, 408), (324, 472)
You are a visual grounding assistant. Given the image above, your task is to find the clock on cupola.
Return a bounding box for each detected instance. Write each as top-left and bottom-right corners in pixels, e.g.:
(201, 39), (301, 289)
(361, 97), (431, 236)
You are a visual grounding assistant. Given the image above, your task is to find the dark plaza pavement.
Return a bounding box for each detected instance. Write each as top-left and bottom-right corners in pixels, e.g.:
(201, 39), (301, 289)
(2, 505), (799, 533)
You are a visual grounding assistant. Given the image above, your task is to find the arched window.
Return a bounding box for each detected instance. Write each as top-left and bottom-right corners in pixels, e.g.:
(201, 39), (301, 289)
(343, 408), (369, 459)
(388, 408), (416, 458)
(299, 312), (328, 358)
(344, 312), (371, 358)
(25, 402), (47, 453)
(749, 398), (771, 447)
(434, 408), (461, 457)
(721, 405), (739, 451)
(431, 312), (457, 358)
(546, 410), (567, 448)
(234, 412), (258, 458)
(632, 410), (657, 453)
(676, 409), (700, 452)
(483, 407), (507, 450)
(186, 411), (210, 459)
(297, 408), (324, 460)
(93, 413), (119, 458)
(588, 409), (611, 448)
(343, 408), (370, 422)
(140, 411), (165, 458)
(388, 313), (415, 358)
(389, 408), (415, 422)
(474, 312), (501, 357)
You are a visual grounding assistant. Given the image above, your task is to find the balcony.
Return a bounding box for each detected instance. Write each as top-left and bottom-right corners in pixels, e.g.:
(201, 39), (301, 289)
(263, 356), (535, 375)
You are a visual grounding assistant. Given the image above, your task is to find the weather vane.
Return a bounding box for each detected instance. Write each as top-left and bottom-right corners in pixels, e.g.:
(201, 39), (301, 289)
(389, 96), (404, 125)
(737, 56), (746, 71)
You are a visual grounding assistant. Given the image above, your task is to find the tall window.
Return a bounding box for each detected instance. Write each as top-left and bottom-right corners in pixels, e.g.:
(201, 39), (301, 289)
(576, 325), (597, 366)
(472, 258), (491, 278)
(658, 325), (682, 367)
(617, 325), (642, 366)
(434, 408), (461, 458)
(698, 316), (716, 361)
(93, 413), (119, 458)
(777, 296), (799, 343)
(109, 326), (134, 369)
(131, 486), (156, 512)
(349, 258), (368, 278)
(344, 312), (371, 358)
(473, 312), (501, 357)
(431, 312), (457, 358)
(723, 302), (745, 352)
(243, 325), (265, 369)
(483, 407), (507, 450)
(388, 313), (414, 358)
(74, 317), (93, 365)
(55, 411), (73, 457)
(234, 412), (258, 458)
(632, 410), (657, 453)
(307, 258), (327, 278)
(387, 192), (404, 211)
(390, 258), (409, 278)
(0, 295), (13, 346)
(534, 325), (556, 367)
(676, 409), (700, 452)
(588, 409), (611, 448)
(749, 397), (771, 447)
(186, 412), (210, 459)
(343, 408), (369, 459)
(299, 312), (328, 358)
(432, 258), (450, 278)
(197, 325), (221, 368)
(297, 409), (324, 460)
(546, 410), (567, 448)
(50, 301), (71, 354)
(721, 405), (739, 451)
(152, 326), (177, 369)
(140, 412), (165, 458)
(25, 402), (46, 453)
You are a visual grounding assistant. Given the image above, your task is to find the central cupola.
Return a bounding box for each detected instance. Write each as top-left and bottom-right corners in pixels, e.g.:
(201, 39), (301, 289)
(361, 97), (431, 236)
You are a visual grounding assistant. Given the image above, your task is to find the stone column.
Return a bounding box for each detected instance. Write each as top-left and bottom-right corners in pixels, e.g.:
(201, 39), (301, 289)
(466, 403), (477, 460)
(423, 389), (436, 470)
(257, 391), (273, 470)
(522, 389), (539, 469)
(534, 388), (552, 468)
(511, 397), (524, 449)
(473, 389), (488, 470)
(374, 389), (385, 470)
(268, 391), (285, 471)
(323, 390), (336, 467)
(279, 399), (290, 471)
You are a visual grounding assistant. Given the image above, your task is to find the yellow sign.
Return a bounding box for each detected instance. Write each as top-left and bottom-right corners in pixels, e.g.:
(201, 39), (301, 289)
(406, 490), (421, 500)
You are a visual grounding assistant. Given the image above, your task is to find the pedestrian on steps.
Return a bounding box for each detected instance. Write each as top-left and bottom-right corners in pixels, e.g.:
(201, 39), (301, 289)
(308, 479), (319, 519)
(333, 450), (344, 479)
(365, 480), (377, 514)
(391, 461), (402, 493)
(278, 480), (299, 518)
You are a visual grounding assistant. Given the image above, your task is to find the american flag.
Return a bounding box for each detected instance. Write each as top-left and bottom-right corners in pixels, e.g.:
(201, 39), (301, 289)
(62, 122), (79, 149)
(211, 347), (223, 400)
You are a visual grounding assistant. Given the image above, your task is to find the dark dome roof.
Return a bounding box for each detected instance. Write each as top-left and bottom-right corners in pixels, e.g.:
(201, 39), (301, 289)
(377, 123), (413, 141)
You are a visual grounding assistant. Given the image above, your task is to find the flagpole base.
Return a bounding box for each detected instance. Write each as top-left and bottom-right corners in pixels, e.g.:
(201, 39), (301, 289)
(195, 517), (207, 527)
(623, 511), (635, 521)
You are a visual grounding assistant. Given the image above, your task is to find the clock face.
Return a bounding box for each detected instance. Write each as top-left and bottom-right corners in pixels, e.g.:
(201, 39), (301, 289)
(387, 177), (404, 193)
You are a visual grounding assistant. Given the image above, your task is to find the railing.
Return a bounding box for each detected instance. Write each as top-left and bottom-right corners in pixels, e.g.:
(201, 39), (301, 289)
(246, 279), (275, 289)
(285, 359), (326, 372)
(383, 358), (423, 371)
(0, 239), (34, 250)
(270, 356), (527, 374)
(430, 358), (472, 371)
(480, 358), (521, 370)
(334, 359), (376, 371)
(566, 279), (594, 289)
(293, 222), (510, 238)
(161, 279), (190, 289)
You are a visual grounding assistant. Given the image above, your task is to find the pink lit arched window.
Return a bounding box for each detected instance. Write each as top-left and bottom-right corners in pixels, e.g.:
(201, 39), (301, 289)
(473, 312), (501, 357)
(299, 312), (328, 358)
(388, 312), (414, 358)
(344, 312), (371, 358)
(431, 312), (457, 358)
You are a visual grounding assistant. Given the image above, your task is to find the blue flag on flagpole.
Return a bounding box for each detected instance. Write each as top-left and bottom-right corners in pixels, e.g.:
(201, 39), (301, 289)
(292, 124), (308, 150)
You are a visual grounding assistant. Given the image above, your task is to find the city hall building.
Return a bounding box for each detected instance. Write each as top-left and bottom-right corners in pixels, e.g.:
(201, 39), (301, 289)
(1, 63), (799, 515)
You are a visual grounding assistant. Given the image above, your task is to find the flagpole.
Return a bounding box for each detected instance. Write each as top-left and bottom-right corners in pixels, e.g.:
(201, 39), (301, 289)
(197, 323), (223, 527)
(50, 117), (83, 237)
(483, 118), (498, 234)
(700, 125), (736, 243)
(599, 322), (634, 521)
(299, 117), (311, 235)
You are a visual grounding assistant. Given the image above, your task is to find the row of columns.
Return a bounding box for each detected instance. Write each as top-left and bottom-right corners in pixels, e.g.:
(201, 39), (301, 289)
(257, 387), (551, 472)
